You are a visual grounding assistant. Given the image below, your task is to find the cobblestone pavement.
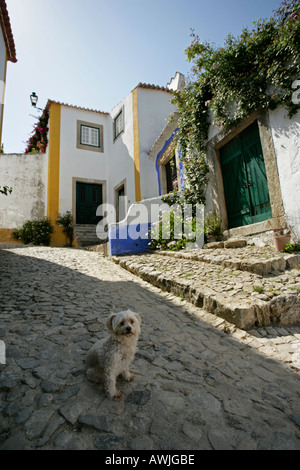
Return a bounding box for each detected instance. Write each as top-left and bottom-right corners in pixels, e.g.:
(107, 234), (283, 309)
(0, 245), (300, 450)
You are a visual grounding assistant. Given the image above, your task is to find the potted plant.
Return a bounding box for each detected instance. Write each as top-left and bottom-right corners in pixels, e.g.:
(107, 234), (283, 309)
(273, 226), (292, 252)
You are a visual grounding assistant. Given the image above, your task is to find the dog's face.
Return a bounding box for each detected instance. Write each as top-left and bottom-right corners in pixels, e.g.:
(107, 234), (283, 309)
(107, 310), (141, 337)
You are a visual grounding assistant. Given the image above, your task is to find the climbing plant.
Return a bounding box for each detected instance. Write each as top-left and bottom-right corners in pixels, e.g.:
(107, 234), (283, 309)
(171, 0), (300, 205)
(0, 185), (12, 196)
(25, 109), (49, 154)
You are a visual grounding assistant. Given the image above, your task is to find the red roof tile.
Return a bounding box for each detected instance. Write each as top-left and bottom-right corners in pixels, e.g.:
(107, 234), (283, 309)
(137, 82), (172, 93)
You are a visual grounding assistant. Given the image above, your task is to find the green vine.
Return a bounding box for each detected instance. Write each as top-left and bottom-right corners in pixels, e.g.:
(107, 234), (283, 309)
(172, 0), (300, 204)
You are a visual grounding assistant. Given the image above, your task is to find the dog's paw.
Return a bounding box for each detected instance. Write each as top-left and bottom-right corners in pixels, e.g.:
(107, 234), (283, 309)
(113, 391), (122, 400)
(123, 371), (135, 382)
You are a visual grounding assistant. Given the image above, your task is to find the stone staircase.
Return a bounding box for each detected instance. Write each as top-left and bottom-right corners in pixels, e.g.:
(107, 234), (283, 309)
(73, 225), (107, 248)
(112, 241), (300, 330)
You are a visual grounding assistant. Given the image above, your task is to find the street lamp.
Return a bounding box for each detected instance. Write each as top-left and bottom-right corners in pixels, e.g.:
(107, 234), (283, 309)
(30, 92), (43, 111)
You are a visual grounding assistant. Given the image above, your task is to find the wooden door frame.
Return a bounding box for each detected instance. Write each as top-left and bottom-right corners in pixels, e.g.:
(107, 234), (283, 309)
(72, 177), (107, 226)
(207, 111), (285, 236)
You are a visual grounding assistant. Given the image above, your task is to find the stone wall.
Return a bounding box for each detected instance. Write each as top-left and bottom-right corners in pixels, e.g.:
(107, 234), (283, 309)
(0, 153), (48, 230)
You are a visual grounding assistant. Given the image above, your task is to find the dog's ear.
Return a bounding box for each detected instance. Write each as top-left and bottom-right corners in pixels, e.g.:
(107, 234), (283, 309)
(134, 313), (142, 325)
(107, 313), (116, 332)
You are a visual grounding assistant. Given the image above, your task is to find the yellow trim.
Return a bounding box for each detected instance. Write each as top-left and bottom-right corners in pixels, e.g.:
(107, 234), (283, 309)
(0, 228), (22, 244)
(0, 52), (8, 149)
(47, 102), (64, 246)
(132, 87), (141, 202)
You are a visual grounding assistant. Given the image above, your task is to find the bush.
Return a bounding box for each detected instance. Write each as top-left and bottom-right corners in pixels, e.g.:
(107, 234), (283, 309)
(284, 241), (300, 253)
(204, 213), (223, 240)
(13, 218), (54, 246)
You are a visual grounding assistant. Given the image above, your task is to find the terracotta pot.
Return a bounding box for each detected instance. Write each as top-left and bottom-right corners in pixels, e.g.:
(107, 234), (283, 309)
(274, 234), (291, 252)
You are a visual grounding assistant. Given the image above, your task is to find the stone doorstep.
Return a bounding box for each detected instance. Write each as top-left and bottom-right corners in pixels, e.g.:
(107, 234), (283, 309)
(112, 253), (300, 331)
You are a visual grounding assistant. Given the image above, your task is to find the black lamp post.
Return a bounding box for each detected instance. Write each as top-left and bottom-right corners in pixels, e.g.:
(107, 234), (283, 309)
(30, 92), (43, 111)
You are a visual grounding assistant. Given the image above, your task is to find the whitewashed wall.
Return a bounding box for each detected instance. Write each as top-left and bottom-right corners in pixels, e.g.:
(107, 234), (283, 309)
(58, 106), (110, 216)
(109, 92), (135, 209)
(0, 153), (48, 228)
(137, 88), (177, 200)
(269, 107), (300, 238)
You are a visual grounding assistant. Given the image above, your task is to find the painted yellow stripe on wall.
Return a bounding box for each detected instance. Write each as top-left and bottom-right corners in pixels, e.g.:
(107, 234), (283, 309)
(47, 102), (61, 222)
(132, 87), (141, 202)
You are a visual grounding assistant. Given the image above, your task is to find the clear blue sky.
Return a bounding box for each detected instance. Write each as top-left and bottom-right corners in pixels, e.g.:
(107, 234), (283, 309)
(3, 0), (282, 153)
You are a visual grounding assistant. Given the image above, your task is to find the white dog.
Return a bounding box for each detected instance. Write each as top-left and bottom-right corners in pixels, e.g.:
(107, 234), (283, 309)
(86, 310), (142, 400)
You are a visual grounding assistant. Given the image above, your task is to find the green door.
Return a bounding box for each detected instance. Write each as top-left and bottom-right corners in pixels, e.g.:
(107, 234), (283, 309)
(220, 122), (272, 229)
(76, 182), (103, 225)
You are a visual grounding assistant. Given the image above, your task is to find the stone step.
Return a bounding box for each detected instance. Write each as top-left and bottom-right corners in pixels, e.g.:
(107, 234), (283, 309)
(158, 246), (300, 276)
(73, 225), (106, 247)
(112, 247), (300, 330)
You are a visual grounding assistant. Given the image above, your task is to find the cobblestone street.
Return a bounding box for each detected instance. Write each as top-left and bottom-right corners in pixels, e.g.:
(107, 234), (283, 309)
(0, 245), (300, 450)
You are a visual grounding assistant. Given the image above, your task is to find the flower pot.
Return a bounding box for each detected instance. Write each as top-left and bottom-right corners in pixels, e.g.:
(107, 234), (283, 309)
(274, 234), (291, 252)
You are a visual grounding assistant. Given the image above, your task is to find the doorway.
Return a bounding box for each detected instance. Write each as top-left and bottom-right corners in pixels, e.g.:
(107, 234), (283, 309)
(76, 182), (103, 225)
(115, 184), (126, 223)
(220, 122), (272, 229)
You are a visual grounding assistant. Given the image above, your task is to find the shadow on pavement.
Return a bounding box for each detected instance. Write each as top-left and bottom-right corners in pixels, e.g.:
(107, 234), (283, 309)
(0, 246), (299, 450)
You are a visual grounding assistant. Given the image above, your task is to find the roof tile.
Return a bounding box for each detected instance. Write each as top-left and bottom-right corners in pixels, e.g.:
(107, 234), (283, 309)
(0, 0), (17, 62)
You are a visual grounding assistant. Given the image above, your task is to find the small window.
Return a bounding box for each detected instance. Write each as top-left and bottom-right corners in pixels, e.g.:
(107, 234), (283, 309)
(76, 120), (104, 153)
(113, 108), (124, 141)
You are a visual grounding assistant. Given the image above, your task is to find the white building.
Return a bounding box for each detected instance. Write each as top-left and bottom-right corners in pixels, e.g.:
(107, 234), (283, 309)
(0, 73), (184, 246)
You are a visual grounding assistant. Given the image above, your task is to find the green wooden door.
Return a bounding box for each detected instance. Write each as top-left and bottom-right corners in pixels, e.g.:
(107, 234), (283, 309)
(76, 182), (103, 224)
(220, 122), (272, 229)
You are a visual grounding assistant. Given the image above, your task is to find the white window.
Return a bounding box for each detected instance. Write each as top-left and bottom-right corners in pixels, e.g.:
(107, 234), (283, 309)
(77, 120), (104, 153)
(81, 125), (100, 147)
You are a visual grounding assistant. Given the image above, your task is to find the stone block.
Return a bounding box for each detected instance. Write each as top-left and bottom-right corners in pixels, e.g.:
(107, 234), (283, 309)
(214, 297), (257, 330)
(205, 241), (224, 249)
(269, 295), (300, 326)
(224, 239), (247, 248)
(285, 254), (300, 270)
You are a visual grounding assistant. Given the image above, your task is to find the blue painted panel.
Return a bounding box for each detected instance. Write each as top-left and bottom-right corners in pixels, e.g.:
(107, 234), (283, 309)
(109, 223), (152, 256)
